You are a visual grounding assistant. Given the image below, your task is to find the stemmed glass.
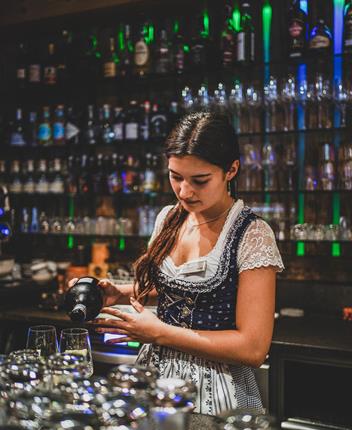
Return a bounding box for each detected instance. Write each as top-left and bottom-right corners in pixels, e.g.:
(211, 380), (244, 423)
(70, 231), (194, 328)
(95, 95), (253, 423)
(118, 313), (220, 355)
(281, 75), (296, 131)
(334, 79), (349, 128)
(59, 328), (93, 377)
(26, 325), (58, 358)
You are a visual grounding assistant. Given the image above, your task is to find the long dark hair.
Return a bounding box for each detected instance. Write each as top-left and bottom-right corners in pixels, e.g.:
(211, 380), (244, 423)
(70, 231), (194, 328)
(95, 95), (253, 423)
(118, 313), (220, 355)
(133, 111), (240, 301)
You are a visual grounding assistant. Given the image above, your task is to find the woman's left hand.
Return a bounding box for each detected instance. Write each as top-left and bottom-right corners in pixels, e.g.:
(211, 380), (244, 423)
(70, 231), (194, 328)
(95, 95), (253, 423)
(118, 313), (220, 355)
(92, 297), (165, 344)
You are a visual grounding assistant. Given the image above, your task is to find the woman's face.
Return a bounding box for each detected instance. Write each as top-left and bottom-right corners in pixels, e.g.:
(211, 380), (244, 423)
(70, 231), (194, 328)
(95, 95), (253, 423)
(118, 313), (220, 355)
(168, 155), (231, 212)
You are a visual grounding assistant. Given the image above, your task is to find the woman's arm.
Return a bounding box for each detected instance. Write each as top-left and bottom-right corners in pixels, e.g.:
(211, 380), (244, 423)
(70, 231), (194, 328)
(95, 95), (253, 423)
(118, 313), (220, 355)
(95, 266), (276, 368)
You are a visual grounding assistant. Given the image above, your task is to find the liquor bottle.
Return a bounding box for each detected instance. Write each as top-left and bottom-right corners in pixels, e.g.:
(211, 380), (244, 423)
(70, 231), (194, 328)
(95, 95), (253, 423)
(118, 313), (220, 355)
(112, 106), (125, 142)
(83, 105), (99, 145)
(168, 100), (181, 131)
(0, 160), (7, 188)
(65, 106), (80, 145)
(31, 207), (39, 233)
(25, 111), (37, 146)
(15, 42), (27, 89)
(53, 105), (65, 145)
(134, 23), (152, 76)
(343, 0), (352, 53)
(150, 103), (168, 139)
(101, 29), (117, 79)
(107, 153), (122, 194)
(27, 41), (41, 85)
(23, 160), (35, 194)
(172, 18), (189, 74)
(67, 155), (78, 195)
(190, 10), (209, 71)
(100, 104), (115, 144)
(139, 100), (151, 141)
(43, 41), (57, 86)
(288, 0), (308, 59)
(21, 208), (30, 233)
(37, 106), (52, 146)
(154, 25), (173, 74)
(35, 159), (49, 193)
(9, 160), (23, 194)
(64, 276), (103, 322)
(9, 108), (26, 146)
(236, 2), (255, 63)
(319, 143), (335, 190)
(119, 24), (133, 77)
(75, 31), (99, 83)
(78, 154), (91, 194)
(125, 100), (140, 141)
(49, 158), (65, 193)
(142, 152), (157, 193)
(220, 0), (236, 69)
(309, 17), (332, 56)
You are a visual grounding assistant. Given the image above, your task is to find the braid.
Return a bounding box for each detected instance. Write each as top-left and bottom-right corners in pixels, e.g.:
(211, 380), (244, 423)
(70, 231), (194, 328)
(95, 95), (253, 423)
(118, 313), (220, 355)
(133, 203), (187, 301)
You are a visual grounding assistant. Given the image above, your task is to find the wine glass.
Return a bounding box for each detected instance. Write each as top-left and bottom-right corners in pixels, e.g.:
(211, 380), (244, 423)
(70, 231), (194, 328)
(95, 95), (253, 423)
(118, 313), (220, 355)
(26, 325), (58, 358)
(59, 328), (93, 376)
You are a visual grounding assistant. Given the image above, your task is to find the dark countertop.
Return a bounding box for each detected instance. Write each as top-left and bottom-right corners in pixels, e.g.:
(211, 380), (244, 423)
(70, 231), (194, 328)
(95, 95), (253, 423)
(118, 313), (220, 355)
(1, 307), (352, 354)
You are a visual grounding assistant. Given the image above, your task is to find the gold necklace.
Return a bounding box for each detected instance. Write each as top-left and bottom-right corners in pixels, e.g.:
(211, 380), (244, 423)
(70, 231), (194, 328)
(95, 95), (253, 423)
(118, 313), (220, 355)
(187, 203), (233, 232)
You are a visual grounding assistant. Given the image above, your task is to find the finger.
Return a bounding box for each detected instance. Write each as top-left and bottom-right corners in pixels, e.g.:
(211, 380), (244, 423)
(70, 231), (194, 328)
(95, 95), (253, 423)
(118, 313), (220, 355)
(68, 278), (78, 288)
(98, 279), (113, 288)
(100, 307), (132, 321)
(92, 318), (127, 329)
(105, 337), (134, 344)
(95, 328), (129, 335)
(130, 297), (144, 313)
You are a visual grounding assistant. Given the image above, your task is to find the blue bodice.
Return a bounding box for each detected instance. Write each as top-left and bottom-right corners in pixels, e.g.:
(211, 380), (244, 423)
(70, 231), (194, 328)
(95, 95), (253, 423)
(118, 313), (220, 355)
(155, 207), (258, 331)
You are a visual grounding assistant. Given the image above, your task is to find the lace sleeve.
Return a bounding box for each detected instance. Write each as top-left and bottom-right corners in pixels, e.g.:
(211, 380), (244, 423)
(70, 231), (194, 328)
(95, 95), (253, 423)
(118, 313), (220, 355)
(237, 218), (284, 273)
(148, 205), (174, 245)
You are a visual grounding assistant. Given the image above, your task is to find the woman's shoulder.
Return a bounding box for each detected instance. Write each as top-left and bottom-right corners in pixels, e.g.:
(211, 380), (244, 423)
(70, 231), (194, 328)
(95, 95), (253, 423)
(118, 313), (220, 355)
(154, 204), (176, 231)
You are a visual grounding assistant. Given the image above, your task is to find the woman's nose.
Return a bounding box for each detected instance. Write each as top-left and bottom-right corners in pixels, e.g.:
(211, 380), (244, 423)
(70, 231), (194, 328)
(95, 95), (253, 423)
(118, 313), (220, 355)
(179, 181), (194, 199)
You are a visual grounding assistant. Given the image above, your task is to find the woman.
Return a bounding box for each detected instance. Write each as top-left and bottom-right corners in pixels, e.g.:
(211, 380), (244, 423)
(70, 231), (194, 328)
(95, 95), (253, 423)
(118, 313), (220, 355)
(79, 112), (284, 415)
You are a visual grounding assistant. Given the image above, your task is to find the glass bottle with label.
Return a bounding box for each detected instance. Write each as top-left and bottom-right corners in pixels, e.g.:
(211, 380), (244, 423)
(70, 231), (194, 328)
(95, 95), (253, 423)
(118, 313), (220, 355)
(154, 25), (173, 74)
(134, 23), (151, 76)
(15, 42), (27, 89)
(37, 106), (52, 146)
(23, 159), (36, 194)
(43, 41), (57, 86)
(83, 105), (99, 145)
(309, 18), (332, 57)
(107, 153), (122, 194)
(78, 154), (91, 194)
(9, 160), (23, 194)
(343, 1), (352, 53)
(53, 105), (65, 145)
(172, 18), (189, 74)
(56, 29), (71, 86)
(319, 143), (335, 190)
(25, 111), (37, 146)
(67, 155), (78, 195)
(0, 160), (7, 188)
(36, 159), (49, 193)
(112, 106), (125, 142)
(101, 30), (117, 79)
(125, 100), (140, 141)
(101, 104), (115, 144)
(119, 24), (133, 77)
(10, 108), (26, 146)
(190, 11), (210, 72)
(139, 100), (151, 141)
(50, 158), (65, 194)
(236, 2), (255, 64)
(150, 103), (168, 140)
(288, 0), (308, 59)
(220, 0), (236, 69)
(27, 41), (41, 85)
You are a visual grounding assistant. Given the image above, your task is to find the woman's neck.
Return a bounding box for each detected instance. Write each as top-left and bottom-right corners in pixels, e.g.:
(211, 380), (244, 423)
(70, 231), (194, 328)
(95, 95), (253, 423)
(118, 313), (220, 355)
(188, 197), (235, 225)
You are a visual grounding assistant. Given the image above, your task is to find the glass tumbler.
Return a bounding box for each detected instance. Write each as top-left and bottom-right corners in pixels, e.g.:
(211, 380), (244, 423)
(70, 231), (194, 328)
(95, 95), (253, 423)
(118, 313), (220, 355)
(59, 328), (93, 376)
(26, 325), (58, 358)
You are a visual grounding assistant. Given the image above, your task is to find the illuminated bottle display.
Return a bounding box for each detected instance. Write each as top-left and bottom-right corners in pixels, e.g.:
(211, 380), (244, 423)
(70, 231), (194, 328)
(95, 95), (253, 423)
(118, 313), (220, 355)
(220, 0), (236, 69)
(134, 23), (151, 76)
(236, 2), (255, 63)
(343, 0), (352, 53)
(309, 17), (332, 55)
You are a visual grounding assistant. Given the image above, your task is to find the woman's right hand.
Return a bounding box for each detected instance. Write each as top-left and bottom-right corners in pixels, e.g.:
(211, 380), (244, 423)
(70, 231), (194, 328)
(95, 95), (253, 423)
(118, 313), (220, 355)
(67, 278), (122, 307)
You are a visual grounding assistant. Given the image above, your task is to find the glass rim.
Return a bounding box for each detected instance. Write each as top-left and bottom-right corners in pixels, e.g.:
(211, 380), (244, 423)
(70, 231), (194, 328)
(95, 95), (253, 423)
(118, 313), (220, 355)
(28, 325), (57, 332)
(60, 328), (89, 335)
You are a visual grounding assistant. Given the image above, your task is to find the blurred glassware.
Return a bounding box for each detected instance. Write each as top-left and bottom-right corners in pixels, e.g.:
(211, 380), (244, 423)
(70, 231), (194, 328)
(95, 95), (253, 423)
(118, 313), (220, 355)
(264, 76), (278, 133)
(181, 86), (194, 112)
(262, 141), (277, 191)
(333, 79), (349, 127)
(213, 82), (228, 114)
(47, 352), (93, 387)
(246, 84), (262, 134)
(280, 75), (296, 131)
(304, 165), (318, 190)
(59, 328), (93, 377)
(26, 325), (58, 358)
(339, 143), (352, 190)
(315, 74), (332, 129)
(195, 83), (212, 111)
(218, 408), (278, 429)
(319, 143), (335, 190)
(229, 80), (244, 134)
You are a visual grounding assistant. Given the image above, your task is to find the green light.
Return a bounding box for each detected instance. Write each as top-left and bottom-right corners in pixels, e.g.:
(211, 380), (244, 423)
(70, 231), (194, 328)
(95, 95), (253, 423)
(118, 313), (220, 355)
(173, 19), (179, 34)
(119, 237), (125, 251)
(127, 341), (140, 348)
(262, 0), (272, 63)
(232, 1), (241, 32)
(202, 8), (210, 38)
(332, 242), (341, 257)
(183, 44), (190, 53)
(146, 24), (154, 44)
(296, 241), (305, 256)
(118, 29), (125, 51)
(91, 35), (98, 50)
(67, 235), (74, 249)
(264, 193), (271, 205)
(298, 192), (304, 224)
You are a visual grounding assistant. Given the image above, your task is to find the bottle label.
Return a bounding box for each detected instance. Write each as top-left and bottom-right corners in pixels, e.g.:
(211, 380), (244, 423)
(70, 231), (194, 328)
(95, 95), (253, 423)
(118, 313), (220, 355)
(134, 41), (149, 66)
(237, 32), (245, 61)
(53, 122), (65, 141)
(175, 48), (185, 72)
(310, 35), (330, 49)
(23, 179), (35, 194)
(10, 132), (26, 146)
(103, 61), (117, 78)
(191, 44), (205, 66)
(289, 20), (304, 38)
(125, 122), (138, 140)
(50, 178), (65, 193)
(16, 68), (26, 80)
(28, 64), (41, 82)
(38, 123), (51, 143)
(113, 123), (124, 140)
(140, 122), (149, 140)
(44, 66), (57, 85)
(344, 12), (352, 47)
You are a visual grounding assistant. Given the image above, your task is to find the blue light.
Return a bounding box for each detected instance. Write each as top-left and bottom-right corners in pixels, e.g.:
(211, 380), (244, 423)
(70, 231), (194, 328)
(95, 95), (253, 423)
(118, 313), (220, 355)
(334, 0), (345, 55)
(300, 0), (308, 14)
(0, 208), (4, 217)
(103, 333), (128, 346)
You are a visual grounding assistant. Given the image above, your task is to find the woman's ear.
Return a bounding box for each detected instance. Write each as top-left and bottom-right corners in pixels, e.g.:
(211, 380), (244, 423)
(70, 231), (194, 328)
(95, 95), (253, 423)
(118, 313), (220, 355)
(226, 160), (240, 181)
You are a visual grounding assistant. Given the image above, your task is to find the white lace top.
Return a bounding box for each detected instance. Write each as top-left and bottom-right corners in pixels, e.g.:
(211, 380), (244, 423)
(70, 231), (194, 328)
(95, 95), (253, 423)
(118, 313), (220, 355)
(150, 199), (284, 281)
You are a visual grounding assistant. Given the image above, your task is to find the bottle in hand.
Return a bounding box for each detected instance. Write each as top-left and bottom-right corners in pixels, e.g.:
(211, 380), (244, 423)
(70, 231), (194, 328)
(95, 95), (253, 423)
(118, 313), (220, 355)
(64, 276), (103, 322)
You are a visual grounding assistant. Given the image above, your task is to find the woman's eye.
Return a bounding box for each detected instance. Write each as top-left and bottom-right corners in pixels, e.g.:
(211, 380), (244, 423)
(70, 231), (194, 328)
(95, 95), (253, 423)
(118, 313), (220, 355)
(170, 175), (182, 181)
(193, 180), (208, 186)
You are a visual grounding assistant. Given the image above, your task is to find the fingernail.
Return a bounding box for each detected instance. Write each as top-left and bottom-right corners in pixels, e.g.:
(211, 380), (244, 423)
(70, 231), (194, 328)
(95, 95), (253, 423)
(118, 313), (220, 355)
(130, 297), (135, 302)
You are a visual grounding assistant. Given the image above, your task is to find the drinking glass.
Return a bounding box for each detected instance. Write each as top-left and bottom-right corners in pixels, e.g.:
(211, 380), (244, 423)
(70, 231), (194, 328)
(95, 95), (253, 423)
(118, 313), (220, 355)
(26, 325), (58, 358)
(59, 328), (93, 377)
